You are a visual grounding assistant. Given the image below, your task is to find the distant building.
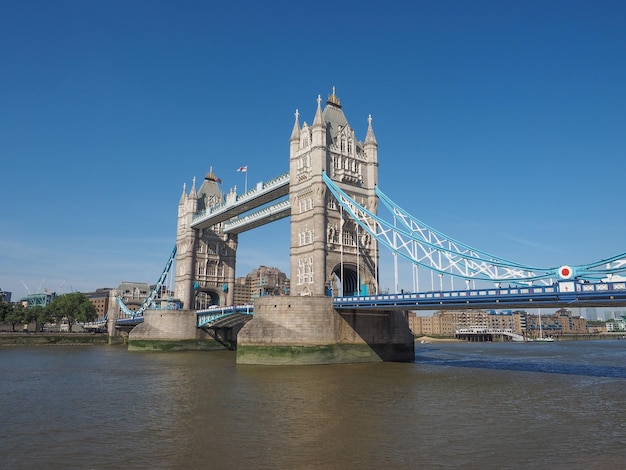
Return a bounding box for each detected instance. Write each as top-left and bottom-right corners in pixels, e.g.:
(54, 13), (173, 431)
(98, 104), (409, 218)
(584, 307), (598, 321)
(233, 266), (289, 305)
(410, 310), (496, 337)
(409, 308), (586, 338)
(0, 288), (11, 303)
(117, 282), (151, 312)
(606, 318), (626, 332)
(20, 292), (57, 308)
(526, 308), (587, 336)
(84, 288), (113, 318)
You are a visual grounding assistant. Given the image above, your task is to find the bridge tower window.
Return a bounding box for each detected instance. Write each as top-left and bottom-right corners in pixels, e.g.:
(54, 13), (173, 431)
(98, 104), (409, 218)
(298, 197), (313, 213)
(297, 257), (314, 285)
(343, 230), (355, 246)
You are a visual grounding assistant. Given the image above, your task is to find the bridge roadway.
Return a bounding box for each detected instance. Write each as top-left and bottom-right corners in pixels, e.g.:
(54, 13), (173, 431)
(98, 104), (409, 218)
(109, 280), (626, 328)
(333, 280), (626, 311)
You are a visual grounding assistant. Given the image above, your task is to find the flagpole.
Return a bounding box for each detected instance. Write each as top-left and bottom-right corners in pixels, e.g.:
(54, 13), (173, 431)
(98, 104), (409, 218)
(237, 166), (248, 192)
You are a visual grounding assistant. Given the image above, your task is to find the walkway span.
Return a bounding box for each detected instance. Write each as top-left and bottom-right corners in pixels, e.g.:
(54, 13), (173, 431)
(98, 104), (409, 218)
(191, 173), (289, 230)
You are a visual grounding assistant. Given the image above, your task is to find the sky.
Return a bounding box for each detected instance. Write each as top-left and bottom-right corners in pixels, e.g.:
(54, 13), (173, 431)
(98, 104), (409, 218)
(1, 0), (625, 301)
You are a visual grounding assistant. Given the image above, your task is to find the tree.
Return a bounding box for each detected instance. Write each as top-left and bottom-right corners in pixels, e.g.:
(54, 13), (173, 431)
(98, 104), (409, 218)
(48, 292), (97, 332)
(4, 303), (27, 332)
(0, 300), (11, 324)
(29, 305), (52, 332)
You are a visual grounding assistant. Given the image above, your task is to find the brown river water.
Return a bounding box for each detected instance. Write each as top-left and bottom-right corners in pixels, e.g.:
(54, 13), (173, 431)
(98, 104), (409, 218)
(1, 340), (624, 469)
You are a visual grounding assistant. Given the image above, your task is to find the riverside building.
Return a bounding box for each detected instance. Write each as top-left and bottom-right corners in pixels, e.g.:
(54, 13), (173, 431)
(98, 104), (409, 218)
(409, 308), (587, 338)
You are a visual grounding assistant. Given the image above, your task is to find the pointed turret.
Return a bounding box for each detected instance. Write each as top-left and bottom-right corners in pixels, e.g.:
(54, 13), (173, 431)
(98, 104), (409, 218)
(189, 176), (197, 199)
(313, 95), (324, 128)
(179, 182), (187, 205)
(290, 109), (301, 142)
(312, 94), (326, 148)
(290, 109), (301, 158)
(365, 114), (377, 146)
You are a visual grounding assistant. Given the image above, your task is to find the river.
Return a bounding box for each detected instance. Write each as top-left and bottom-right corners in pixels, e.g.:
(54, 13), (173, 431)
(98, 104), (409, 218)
(1, 340), (624, 469)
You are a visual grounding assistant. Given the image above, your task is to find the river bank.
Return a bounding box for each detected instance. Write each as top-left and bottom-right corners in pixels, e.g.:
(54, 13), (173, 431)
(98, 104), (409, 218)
(0, 332), (110, 346)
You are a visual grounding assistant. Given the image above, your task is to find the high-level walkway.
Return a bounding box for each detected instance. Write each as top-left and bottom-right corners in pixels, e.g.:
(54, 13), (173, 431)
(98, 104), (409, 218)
(191, 172), (289, 233)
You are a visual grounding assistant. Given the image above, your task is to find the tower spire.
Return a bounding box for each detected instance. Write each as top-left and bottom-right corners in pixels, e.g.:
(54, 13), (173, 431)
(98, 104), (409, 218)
(313, 94), (324, 128)
(189, 176), (197, 198)
(290, 109), (301, 141)
(365, 114), (377, 145)
(179, 182), (187, 204)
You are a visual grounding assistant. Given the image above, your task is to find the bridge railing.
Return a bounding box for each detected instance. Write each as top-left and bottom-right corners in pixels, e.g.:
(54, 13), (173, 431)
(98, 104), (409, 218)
(334, 280), (626, 309)
(196, 305), (254, 328)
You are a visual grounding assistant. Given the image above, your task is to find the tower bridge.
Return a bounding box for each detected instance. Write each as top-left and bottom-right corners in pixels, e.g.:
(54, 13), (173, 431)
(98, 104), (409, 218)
(106, 89), (626, 364)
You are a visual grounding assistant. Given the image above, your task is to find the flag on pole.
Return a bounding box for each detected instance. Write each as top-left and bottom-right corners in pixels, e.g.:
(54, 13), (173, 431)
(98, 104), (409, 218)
(237, 166), (248, 172)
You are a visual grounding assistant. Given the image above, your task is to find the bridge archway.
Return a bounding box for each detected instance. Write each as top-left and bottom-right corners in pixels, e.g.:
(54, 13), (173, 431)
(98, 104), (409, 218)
(331, 263), (361, 297)
(195, 289), (220, 309)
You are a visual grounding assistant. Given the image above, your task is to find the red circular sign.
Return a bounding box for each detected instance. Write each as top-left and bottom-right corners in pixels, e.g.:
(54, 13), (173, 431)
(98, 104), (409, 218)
(559, 265), (573, 279)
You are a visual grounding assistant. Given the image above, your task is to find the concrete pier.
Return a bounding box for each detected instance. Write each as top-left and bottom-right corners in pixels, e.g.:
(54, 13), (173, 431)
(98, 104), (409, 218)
(236, 296), (415, 365)
(128, 309), (225, 351)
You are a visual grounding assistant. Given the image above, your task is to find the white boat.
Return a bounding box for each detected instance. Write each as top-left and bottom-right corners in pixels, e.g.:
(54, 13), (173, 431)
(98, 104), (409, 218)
(533, 309), (554, 342)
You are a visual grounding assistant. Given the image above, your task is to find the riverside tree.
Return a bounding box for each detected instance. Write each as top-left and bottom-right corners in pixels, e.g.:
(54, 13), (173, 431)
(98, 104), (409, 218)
(2, 302), (27, 332)
(29, 305), (52, 332)
(48, 292), (97, 332)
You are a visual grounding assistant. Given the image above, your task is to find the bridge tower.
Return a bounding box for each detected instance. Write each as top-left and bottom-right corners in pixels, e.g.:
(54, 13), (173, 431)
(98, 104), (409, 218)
(288, 89), (379, 297)
(238, 90), (413, 365)
(174, 169), (238, 309)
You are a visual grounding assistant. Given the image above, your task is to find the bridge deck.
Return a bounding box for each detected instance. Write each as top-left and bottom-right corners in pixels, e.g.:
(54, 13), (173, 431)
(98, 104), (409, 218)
(334, 281), (626, 310)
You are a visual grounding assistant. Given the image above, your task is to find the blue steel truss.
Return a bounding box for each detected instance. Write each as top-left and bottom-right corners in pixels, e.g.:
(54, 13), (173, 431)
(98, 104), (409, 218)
(196, 305), (254, 328)
(323, 172), (626, 285)
(117, 245), (177, 322)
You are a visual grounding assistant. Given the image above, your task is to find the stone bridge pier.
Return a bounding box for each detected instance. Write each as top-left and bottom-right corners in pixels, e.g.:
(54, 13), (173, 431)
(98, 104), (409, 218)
(237, 296), (414, 365)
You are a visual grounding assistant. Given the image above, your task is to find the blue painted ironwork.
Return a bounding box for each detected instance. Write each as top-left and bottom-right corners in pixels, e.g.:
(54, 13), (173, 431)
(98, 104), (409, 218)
(196, 305), (254, 328)
(323, 172), (626, 285)
(116, 245), (177, 324)
(334, 280), (626, 310)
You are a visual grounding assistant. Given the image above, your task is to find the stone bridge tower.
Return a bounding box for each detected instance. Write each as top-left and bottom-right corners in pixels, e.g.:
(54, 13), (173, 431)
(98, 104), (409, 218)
(288, 89), (379, 297)
(175, 169), (237, 309)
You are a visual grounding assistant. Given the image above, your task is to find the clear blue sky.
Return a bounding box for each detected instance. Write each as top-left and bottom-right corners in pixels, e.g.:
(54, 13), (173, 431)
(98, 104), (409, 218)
(2, 0), (625, 300)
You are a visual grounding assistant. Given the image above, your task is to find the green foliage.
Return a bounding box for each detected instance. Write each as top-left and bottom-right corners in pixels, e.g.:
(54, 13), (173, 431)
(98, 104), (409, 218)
(29, 305), (52, 331)
(0, 300), (11, 322)
(3, 302), (27, 331)
(48, 292), (97, 332)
